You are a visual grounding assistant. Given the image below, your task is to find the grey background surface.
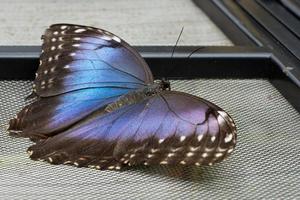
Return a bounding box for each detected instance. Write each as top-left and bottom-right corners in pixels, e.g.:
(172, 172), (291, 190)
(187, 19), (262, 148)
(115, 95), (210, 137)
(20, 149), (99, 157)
(1, 80), (300, 199)
(0, 0), (232, 45)
(1, 0), (300, 199)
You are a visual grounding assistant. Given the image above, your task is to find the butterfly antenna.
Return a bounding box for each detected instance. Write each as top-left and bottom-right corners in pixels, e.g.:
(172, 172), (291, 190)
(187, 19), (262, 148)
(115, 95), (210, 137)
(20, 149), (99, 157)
(171, 26), (184, 58)
(187, 46), (205, 58)
(161, 27), (184, 87)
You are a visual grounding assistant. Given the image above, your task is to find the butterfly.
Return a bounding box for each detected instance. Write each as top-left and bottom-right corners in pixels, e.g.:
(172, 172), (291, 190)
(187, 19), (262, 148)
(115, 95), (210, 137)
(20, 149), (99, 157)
(7, 24), (237, 170)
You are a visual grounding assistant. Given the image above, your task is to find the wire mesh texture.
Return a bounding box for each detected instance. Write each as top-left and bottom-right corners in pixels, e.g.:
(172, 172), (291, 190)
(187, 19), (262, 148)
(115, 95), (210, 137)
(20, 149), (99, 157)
(0, 79), (299, 200)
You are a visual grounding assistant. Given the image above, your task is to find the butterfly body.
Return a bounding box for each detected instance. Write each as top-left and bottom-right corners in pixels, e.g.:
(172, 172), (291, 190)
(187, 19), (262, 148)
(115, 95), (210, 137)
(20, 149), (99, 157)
(8, 24), (237, 170)
(104, 81), (166, 113)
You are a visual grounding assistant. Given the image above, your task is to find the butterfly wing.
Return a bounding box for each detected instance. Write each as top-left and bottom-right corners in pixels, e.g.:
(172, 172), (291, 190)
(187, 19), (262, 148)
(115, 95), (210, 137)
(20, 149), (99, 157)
(27, 91), (236, 169)
(8, 24), (153, 140)
(36, 23), (153, 97)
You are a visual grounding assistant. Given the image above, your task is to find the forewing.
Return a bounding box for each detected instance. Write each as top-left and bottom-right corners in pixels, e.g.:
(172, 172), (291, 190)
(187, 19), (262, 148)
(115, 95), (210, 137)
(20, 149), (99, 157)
(27, 91), (237, 170)
(35, 23), (153, 97)
(8, 24), (153, 140)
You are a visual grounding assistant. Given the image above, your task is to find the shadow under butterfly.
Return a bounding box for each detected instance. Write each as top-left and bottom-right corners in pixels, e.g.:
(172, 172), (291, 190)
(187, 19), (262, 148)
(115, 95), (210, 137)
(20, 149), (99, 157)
(7, 24), (237, 170)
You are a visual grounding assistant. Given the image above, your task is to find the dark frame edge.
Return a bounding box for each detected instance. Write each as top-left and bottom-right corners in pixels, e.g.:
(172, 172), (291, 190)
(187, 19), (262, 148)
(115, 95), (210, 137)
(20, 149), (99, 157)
(0, 45), (299, 113)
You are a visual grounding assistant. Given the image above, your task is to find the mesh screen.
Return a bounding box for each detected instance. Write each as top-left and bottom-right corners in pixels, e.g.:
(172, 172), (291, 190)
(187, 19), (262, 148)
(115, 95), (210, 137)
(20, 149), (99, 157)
(0, 79), (299, 199)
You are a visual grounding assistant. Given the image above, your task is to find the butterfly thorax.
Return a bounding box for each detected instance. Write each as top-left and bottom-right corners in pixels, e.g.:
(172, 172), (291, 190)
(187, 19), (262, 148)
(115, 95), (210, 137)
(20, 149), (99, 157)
(104, 80), (170, 113)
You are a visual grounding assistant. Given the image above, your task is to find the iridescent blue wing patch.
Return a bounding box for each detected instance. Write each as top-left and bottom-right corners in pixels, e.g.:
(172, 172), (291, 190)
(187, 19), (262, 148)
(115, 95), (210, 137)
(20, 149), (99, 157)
(35, 24), (153, 97)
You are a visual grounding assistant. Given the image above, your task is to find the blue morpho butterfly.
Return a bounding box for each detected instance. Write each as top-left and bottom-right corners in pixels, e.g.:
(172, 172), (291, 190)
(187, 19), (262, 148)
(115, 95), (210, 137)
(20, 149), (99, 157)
(8, 24), (237, 170)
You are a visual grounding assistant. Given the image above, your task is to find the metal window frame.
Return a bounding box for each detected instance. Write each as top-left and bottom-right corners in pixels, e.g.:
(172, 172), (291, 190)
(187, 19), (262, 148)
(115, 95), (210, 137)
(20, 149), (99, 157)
(0, 1), (299, 112)
(193, 0), (300, 87)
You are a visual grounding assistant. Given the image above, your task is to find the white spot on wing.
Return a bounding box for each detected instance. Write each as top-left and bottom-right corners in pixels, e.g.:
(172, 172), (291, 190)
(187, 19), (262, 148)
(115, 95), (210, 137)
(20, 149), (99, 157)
(190, 146), (200, 151)
(186, 152), (194, 157)
(60, 25), (67, 30)
(130, 154), (135, 158)
(201, 153), (208, 158)
(224, 134), (233, 143)
(48, 78), (54, 83)
(147, 154), (154, 158)
(27, 150), (33, 156)
(158, 139), (165, 144)
(217, 147), (228, 152)
(160, 161), (168, 165)
(112, 36), (121, 43)
(150, 148), (159, 153)
(101, 35), (112, 41)
(204, 147), (215, 152)
(167, 153), (175, 157)
(215, 153), (223, 158)
(197, 134), (203, 142)
(180, 136), (186, 142)
(74, 28), (86, 33)
(211, 136), (216, 142)
(170, 147), (183, 152)
(123, 160), (129, 164)
(108, 166), (115, 170)
(227, 148), (234, 154)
